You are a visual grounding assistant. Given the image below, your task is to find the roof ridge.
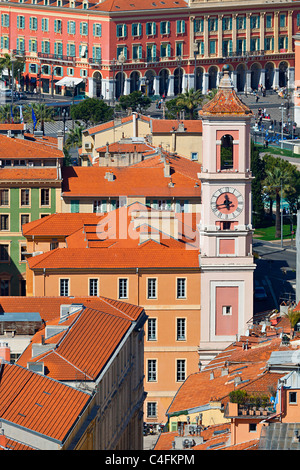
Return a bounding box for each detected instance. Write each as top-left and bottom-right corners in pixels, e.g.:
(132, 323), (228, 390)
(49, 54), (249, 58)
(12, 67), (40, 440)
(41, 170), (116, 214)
(97, 298), (136, 322)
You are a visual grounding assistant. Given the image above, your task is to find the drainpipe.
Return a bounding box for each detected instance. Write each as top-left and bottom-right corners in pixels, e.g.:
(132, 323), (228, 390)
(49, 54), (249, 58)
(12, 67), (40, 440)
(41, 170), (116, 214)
(136, 267), (139, 306)
(43, 268), (46, 297)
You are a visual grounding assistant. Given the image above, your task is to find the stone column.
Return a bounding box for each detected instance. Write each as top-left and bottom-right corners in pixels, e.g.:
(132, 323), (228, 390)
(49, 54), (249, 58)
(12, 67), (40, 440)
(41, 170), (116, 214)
(288, 66), (295, 90)
(274, 11), (279, 54)
(190, 16), (195, 59)
(246, 13), (251, 53)
(260, 12), (265, 53)
(154, 76), (160, 95)
(203, 72), (209, 94)
(232, 71), (238, 91)
(260, 69), (266, 88)
(124, 78), (130, 95)
(232, 14), (237, 55)
(204, 15), (209, 58)
(274, 68), (280, 88)
(168, 74), (174, 97)
(246, 69), (252, 93)
(218, 15), (223, 58)
(288, 10), (293, 53)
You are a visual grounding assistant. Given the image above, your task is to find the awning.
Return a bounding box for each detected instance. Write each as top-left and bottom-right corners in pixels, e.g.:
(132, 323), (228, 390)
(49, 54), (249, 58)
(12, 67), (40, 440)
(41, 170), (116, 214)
(55, 77), (83, 87)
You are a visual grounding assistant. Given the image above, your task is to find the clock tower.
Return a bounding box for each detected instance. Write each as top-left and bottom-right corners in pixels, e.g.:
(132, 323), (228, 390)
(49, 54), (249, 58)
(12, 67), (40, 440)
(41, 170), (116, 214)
(198, 66), (256, 365)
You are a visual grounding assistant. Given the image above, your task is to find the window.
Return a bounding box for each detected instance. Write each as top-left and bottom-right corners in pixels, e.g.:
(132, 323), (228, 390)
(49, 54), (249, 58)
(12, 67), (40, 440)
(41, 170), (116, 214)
(176, 42), (183, 57)
(132, 23), (142, 37)
(222, 17), (232, 31)
(92, 46), (101, 63)
(20, 214), (30, 228)
(20, 244), (27, 262)
(116, 24), (127, 38)
(222, 306), (232, 316)
(176, 359), (186, 381)
(60, 279), (69, 296)
(67, 21), (76, 35)
(1, 280), (9, 296)
(80, 43), (88, 57)
(70, 199), (79, 213)
(16, 37), (25, 53)
(147, 402), (157, 418)
(42, 41), (50, 54)
(194, 18), (203, 33)
(0, 215), (9, 231)
(41, 18), (49, 32)
(147, 318), (157, 341)
(160, 43), (171, 58)
(160, 21), (170, 35)
(50, 241), (58, 250)
(220, 134), (234, 170)
(278, 36), (288, 50)
(146, 22), (156, 36)
(237, 39), (246, 54)
(147, 278), (157, 299)
(119, 278), (128, 299)
(208, 18), (218, 31)
(147, 359), (157, 381)
(177, 318), (186, 341)
(20, 189), (30, 206)
(266, 14), (272, 28)
(17, 15), (25, 29)
(250, 15), (260, 29)
(80, 22), (88, 35)
(279, 14), (286, 28)
(54, 42), (63, 57)
(249, 423), (257, 432)
(132, 44), (142, 60)
(67, 43), (76, 57)
(41, 188), (50, 206)
(265, 37), (274, 51)
(289, 392), (297, 404)
(177, 278), (186, 299)
(146, 44), (156, 61)
(250, 37), (260, 52)
(191, 152), (198, 161)
(222, 40), (233, 57)
(89, 278), (99, 296)
(1, 36), (9, 50)
(0, 244), (9, 262)
(209, 40), (216, 55)
(54, 19), (62, 33)
(0, 190), (9, 206)
(29, 39), (38, 53)
(1, 14), (10, 28)
(29, 17), (38, 31)
(297, 13), (300, 28)
(176, 20), (185, 34)
(236, 16), (246, 30)
(93, 200), (107, 213)
(93, 23), (102, 37)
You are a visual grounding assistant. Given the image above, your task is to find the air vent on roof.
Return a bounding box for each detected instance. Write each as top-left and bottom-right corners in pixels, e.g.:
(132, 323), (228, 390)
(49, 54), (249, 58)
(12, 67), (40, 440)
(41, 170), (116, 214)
(60, 303), (84, 319)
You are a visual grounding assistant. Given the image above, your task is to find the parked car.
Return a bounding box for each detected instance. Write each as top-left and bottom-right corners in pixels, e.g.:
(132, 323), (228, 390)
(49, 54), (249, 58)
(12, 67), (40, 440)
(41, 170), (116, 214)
(254, 286), (268, 301)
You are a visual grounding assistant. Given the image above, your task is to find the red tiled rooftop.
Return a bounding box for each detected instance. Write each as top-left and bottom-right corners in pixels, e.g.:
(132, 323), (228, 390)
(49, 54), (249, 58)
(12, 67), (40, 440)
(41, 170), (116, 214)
(0, 168), (60, 181)
(0, 362), (90, 443)
(0, 134), (63, 159)
(90, 0), (188, 12)
(151, 120), (202, 134)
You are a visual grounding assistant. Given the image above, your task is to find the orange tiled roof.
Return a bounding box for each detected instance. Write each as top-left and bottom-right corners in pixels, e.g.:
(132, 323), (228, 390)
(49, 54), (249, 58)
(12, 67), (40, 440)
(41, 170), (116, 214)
(151, 120), (202, 134)
(22, 213), (100, 238)
(0, 124), (25, 131)
(0, 362), (91, 443)
(16, 297), (145, 381)
(95, 142), (155, 153)
(61, 164), (201, 198)
(90, 0), (188, 12)
(0, 435), (36, 451)
(0, 168), (60, 181)
(86, 114), (151, 136)
(199, 67), (252, 117)
(0, 134), (63, 159)
(167, 336), (289, 416)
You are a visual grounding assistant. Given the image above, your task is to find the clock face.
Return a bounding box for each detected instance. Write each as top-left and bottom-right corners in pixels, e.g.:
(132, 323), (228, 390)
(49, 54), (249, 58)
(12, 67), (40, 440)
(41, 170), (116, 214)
(211, 187), (244, 220)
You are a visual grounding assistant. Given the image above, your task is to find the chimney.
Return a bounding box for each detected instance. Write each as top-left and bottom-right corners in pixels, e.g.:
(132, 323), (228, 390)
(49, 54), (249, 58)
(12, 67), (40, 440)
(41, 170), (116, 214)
(57, 130), (64, 151)
(132, 112), (137, 138)
(164, 159), (170, 177)
(0, 342), (10, 363)
(171, 127), (176, 153)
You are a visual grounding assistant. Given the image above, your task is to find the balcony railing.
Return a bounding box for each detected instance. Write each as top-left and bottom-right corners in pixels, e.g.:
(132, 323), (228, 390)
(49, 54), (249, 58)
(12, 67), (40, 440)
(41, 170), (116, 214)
(37, 52), (75, 63)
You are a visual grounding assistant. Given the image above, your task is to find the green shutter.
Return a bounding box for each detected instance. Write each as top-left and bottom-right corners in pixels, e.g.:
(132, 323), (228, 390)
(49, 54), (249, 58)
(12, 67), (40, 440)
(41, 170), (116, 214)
(167, 43), (171, 57)
(71, 200), (79, 213)
(138, 45), (142, 59)
(138, 23), (142, 36)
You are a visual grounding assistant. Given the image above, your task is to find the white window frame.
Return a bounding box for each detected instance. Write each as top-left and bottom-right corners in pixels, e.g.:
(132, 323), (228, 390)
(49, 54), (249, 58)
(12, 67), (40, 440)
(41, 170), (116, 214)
(118, 278), (128, 299)
(60, 278), (69, 297)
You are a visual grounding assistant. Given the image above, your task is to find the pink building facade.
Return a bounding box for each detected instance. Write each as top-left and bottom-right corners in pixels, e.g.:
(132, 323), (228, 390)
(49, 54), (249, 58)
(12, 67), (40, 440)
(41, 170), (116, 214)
(0, 0), (299, 99)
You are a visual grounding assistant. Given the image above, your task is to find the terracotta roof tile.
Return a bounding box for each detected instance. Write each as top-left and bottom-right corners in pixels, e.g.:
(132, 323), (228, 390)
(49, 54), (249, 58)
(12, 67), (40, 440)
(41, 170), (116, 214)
(0, 168), (60, 181)
(0, 362), (90, 443)
(151, 120), (202, 134)
(0, 134), (63, 159)
(90, 0), (188, 12)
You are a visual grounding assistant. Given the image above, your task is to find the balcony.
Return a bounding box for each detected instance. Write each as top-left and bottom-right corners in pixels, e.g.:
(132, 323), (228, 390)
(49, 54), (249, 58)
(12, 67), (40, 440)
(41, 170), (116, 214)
(224, 390), (276, 419)
(37, 53), (75, 64)
(88, 57), (102, 66)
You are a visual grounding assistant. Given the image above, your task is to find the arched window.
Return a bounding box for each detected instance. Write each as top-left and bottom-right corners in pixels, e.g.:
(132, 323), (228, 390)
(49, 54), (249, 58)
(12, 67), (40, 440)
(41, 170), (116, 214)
(221, 134), (233, 170)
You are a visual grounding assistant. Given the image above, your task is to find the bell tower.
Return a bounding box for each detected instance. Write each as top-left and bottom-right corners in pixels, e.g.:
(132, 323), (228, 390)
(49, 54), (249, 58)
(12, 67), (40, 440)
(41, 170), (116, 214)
(198, 66), (256, 365)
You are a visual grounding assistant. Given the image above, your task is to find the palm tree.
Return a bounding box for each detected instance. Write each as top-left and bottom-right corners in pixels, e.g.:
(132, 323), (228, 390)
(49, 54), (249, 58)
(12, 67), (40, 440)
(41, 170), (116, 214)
(176, 88), (203, 120)
(23, 103), (54, 134)
(65, 125), (84, 150)
(263, 166), (293, 239)
(0, 53), (25, 90)
(0, 104), (13, 123)
(285, 308), (300, 338)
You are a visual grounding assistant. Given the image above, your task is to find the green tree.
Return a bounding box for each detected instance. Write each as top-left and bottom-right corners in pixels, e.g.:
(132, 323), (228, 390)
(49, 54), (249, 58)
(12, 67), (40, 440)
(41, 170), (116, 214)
(65, 125), (84, 150)
(0, 104), (14, 123)
(251, 142), (266, 228)
(23, 103), (54, 134)
(263, 157), (294, 238)
(70, 98), (113, 127)
(285, 308), (300, 337)
(117, 91), (151, 113)
(175, 88), (203, 120)
(0, 53), (25, 89)
(165, 97), (183, 119)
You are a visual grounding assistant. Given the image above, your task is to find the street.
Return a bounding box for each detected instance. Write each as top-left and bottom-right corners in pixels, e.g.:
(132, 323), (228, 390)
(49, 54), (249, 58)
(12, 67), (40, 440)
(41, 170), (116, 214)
(253, 239), (296, 316)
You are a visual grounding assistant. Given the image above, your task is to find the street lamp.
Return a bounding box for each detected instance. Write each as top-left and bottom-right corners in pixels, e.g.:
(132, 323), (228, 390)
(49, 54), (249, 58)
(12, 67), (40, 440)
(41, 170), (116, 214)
(279, 103), (286, 149)
(10, 53), (16, 107)
(118, 53), (126, 97)
(111, 58), (116, 107)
